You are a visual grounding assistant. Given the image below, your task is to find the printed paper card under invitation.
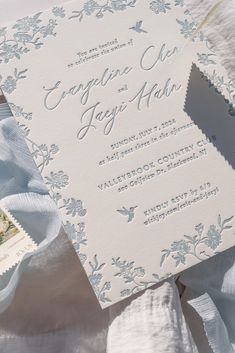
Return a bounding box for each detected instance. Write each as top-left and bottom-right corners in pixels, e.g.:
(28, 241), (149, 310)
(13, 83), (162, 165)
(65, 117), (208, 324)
(0, 206), (37, 275)
(0, 0), (235, 307)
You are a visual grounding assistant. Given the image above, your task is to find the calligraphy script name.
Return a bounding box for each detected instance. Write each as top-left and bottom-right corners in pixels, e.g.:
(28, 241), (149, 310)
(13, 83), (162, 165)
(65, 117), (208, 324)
(42, 42), (180, 140)
(43, 66), (132, 110)
(75, 43), (180, 140)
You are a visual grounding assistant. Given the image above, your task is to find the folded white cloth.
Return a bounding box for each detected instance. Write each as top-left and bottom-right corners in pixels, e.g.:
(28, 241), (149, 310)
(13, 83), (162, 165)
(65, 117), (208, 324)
(107, 280), (198, 353)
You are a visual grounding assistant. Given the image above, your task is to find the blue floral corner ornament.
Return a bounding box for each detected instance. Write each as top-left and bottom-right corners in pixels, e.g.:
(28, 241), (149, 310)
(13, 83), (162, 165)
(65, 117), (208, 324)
(0, 8), (67, 65)
(112, 257), (171, 297)
(0, 13), (57, 64)
(160, 215), (234, 267)
(69, 0), (137, 21)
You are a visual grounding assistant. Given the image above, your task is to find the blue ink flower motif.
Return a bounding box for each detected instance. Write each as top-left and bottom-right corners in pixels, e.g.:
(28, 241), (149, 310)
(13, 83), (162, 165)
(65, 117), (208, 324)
(1, 68), (28, 94)
(111, 0), (128, 10)
(83, 0), (98, 15)
(64, 221), (87, 252)
(64, 198), (87, 217)
(69, 0), (137, 21)
(52, 6), (66, 18)
(172, 252), (186, 266)
(17, 123), (30, 138)
(21, 136), (59, 172)
(44, 170), (87, 222)
(171, 240), (191, 254)
(9, 103), (32, 120)
(0, 12), (62, 64)
(13, 13), (42, 32)
(160, 215), (234, 267)
(0, 43), (20, 62)
(2, 76), (17, 94)
(88, 255), (111, 303)
(176, 18), (197, 38)
(45, 171), (69, 189)
(39, 19), (57, 38)
(112, 257), (145, 283)
(150, 0), (171, 14)
(112, 257), (171, 297)
(204, 225), (222, 250)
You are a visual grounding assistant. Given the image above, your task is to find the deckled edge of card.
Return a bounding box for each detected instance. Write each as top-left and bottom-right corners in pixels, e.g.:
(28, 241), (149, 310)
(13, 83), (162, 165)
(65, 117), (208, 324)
(0, 205), (37, 276)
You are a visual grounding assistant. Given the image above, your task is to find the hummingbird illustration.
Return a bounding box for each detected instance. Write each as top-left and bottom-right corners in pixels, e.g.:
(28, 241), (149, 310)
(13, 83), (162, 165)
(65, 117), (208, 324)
(129, 21), (148, 34)
(117, 206), (138, 223)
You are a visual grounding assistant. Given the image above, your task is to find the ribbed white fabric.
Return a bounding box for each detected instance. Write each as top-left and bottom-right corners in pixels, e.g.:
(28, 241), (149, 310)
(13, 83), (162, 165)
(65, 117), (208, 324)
(107, 281), (198, 353)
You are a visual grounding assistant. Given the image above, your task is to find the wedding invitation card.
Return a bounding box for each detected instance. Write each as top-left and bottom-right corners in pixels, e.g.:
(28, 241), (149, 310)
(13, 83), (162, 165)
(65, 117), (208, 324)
(0, 0), (235, 307)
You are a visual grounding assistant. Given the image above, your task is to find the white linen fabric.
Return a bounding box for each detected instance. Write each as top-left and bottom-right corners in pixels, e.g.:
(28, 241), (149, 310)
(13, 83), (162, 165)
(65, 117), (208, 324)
(0, 1), (235, 353)
(107, 280), (198, 353)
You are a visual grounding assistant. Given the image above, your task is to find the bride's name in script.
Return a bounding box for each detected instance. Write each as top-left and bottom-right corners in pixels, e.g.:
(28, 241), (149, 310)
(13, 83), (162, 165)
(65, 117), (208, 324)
(43, 66), (132, 110)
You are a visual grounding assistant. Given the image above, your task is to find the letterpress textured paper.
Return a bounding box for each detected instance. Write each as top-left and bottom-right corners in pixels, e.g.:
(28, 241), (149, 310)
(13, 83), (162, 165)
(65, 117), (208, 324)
(0, 0), (235, 307)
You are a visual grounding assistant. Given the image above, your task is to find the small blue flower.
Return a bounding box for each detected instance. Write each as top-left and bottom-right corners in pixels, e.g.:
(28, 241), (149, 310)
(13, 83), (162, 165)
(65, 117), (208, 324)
(1, 76), (17, 94)
(0, 43), (21, 63)
(89, 272), (102, 287)
(64, 221), (77, 241)
(83, 0), (98, 15)
(176, 18), (196, 38)
(173, 252), (186, 266)
(205, 225), (221, 250)
(88, 255), (111, 303)
(150, 0), (171, 14)
(52, 6), (66, 18)
(39, 19), (57, 38)
(13, 13), (42, 32)
(171, 240), (191, 254)
(50, 144), (59, 154)
(45, 171), (69, 189)
(120, 289), (131, 297)
(65, 198), (87, 217)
